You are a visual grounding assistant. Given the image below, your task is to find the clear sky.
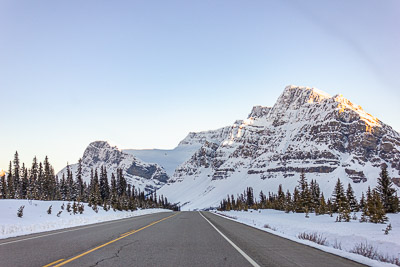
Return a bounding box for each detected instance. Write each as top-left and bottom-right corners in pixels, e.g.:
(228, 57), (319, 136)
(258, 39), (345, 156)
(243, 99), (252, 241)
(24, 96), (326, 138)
(1, 0), (399, 172)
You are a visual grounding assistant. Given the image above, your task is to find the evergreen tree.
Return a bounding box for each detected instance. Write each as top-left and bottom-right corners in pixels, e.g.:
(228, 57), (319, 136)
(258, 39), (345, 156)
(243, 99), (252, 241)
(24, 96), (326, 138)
(110, 173), (118, 209)
(259, 190), (266, 209)
(291, 187), (302, 212)
(37, 162), (44, 199)
(89, 169), (101, 206)
(20, 164), (28, 199)
(117, 169), (126, 197)
(317, 193), (327, 215)
(296, 172), (311, 212)
(359, 192), (366, 211)
(13, 151), (20, 198)
(75, 158), (84, 201)
(0, 173), (6, 199)
(99, 166), (110, 202)
(30, 157), (39, 199)
(332, 178), (347, 212)
(376, 165), (398, 213)
(246, 187), (254, 207)
(60, 173), (67, 201)
(310, 179), (321, 211)
(7, 161), (15, 199)
(284, 190), (292, 213)
(346, 183), (359, 212)
(277, 185), (285, 210)
(368, 189), (388, 223)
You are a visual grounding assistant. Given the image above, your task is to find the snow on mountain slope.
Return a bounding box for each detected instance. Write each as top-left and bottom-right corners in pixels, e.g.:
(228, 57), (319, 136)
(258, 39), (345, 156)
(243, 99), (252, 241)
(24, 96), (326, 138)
(124, 147), (200, 176)
(124, 127), (230, 176)
(57, 141), (169, 192)
(159, 85), (400, 210)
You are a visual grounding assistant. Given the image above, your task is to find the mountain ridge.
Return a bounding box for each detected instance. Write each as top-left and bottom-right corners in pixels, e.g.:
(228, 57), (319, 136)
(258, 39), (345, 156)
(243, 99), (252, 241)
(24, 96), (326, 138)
(158, 85), (400, 210)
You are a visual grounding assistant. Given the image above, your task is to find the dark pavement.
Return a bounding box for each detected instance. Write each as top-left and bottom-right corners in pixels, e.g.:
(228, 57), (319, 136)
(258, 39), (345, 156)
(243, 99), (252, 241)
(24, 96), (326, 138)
(0, 211), (366, 267)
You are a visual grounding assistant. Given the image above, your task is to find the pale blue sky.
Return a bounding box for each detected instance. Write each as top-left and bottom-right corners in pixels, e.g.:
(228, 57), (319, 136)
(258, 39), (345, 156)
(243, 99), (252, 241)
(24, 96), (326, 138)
(1, 0), (399, 172)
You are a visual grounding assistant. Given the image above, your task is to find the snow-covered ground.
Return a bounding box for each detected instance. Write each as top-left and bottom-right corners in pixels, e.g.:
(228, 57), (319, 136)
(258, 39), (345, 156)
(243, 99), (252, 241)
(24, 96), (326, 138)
(215, 209), (400, 267)
(0, 199), (172, 239)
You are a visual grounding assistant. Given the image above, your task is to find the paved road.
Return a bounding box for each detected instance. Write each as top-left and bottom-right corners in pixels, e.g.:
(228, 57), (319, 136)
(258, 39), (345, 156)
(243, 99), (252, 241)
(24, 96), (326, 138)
(0, 211), (365, 267)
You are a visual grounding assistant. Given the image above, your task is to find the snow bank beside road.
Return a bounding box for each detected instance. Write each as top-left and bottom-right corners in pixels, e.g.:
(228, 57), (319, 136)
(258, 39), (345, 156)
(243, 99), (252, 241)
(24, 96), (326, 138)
(215, 209), (400, 267)
(0, 199), (172, 239)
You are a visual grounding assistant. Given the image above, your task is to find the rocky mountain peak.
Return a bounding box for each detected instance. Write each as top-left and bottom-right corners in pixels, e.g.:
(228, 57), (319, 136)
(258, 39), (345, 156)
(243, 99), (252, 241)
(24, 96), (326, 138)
(248, 105), (271, 119)
(159, 85), (400, 210)
(58, 140), (169, 192)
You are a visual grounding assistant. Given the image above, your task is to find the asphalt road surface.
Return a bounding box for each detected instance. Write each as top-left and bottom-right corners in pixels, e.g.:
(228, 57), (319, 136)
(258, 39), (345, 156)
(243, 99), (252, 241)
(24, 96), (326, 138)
(0, 211), (366, 267)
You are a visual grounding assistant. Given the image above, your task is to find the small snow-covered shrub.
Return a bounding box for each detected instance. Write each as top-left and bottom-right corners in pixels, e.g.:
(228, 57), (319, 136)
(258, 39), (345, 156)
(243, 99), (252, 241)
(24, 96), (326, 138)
(350, 242), (400, 266)
(350, 242), (378, 259)
(264, 224), (277, 231)
(332, 239), (342, 250)
(17, 206), (25, 218)
(297, 232), (327, 246)
(383, 223), (392, 235)
(47, 205), (52, 215)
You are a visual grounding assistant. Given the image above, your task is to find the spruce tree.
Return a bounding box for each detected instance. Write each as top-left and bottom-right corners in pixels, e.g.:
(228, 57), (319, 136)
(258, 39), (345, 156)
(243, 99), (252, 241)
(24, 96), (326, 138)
(318, 193), (327, 215)
(7, 161), (15, 199)
(110, 173), (118, 210)
(99, 166), (110, 202)
(368, 189), (388, 223)
(20, 164), (28, 199)
(277, 185), (285, 210)
(376, 165), (398, 213)
(75, 158), (84, 201)
(293, 187), (302, 213)
(332, 178), (346, 213)
(296, 172), (311, 212)
(13, 151), (20, 199)
(0, 173), (6, 199)
(346, 183), (359, 212)
(30, 157), (39, 200)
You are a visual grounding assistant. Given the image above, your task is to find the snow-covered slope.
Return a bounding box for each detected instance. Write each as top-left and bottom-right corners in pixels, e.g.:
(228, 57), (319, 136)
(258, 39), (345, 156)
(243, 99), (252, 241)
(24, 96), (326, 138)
(57, 141), (169, 192)
(124, 127), (230, 176)
(159, 85), (400, 210)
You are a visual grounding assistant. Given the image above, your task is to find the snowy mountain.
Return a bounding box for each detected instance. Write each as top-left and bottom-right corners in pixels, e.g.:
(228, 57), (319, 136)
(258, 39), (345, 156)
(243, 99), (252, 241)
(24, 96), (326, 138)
(124, 127), (230, 176)
(57, 141), (169, 192)
(159, 85), (400, 210)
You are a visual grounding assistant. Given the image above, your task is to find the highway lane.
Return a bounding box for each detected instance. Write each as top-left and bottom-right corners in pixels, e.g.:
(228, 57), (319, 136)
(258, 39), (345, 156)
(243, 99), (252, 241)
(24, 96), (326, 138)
(0, 211), (366, 267)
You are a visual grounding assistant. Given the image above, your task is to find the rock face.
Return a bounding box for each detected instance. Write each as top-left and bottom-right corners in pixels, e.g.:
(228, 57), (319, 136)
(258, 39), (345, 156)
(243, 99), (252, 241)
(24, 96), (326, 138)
(160, 85), (400, 210)
(58, 141), (169, 192)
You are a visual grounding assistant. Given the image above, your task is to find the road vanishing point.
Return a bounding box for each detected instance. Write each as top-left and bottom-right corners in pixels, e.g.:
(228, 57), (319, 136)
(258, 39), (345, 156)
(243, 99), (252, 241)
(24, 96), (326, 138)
(0, 211), (365, 267)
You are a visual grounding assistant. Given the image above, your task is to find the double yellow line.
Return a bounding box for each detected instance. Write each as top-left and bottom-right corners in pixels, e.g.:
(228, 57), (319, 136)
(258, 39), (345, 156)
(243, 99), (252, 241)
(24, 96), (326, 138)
(43, 213), (178, 267)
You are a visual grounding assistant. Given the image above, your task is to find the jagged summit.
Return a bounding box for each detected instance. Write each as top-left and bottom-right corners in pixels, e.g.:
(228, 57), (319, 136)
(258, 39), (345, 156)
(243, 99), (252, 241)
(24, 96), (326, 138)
(159, 85), (400, 210)
(58, 140), (169, 192)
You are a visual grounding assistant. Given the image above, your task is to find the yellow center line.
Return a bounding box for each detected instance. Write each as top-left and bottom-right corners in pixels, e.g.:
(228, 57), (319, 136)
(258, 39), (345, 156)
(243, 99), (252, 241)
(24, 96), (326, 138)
(51, 213), (178, 267)
(42, 258), (65, 267)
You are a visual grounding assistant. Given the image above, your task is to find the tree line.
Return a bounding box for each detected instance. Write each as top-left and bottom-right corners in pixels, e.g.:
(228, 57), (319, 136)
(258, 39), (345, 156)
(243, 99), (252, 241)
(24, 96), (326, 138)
(219, 166), (399, 223)
(0, 152), (179, 211)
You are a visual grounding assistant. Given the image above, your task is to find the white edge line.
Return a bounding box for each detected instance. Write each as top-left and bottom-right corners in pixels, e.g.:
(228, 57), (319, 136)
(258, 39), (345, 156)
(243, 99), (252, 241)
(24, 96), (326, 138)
(0, 212), (164, 246)
(198, 211), (261, 267)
